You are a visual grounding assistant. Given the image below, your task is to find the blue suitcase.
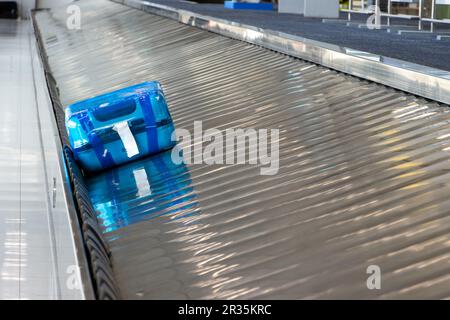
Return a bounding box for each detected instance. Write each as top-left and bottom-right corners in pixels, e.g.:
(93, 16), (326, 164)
(65, 82), (176, 172)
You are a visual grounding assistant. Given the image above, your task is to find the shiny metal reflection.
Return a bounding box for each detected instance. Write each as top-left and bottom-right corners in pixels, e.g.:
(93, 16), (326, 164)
(115, 0), (450, 106)
(34, 0), (450, 299)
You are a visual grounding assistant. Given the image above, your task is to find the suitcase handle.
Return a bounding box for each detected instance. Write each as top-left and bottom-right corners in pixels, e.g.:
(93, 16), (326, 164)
(90, 96), (143, 127)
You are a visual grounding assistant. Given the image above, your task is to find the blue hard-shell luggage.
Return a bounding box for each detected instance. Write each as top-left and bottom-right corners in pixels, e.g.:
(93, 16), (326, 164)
(65, 82), (176, 172)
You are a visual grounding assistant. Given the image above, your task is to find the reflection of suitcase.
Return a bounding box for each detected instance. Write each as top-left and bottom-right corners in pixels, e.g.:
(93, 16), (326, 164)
(66, 82), (176, 172)
(87, 151), (198, 233)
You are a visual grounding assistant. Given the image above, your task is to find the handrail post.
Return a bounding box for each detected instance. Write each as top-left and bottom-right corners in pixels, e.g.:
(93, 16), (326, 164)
(348, 0), (353, 21)
(418, 0), (423, 30)
(431, 0), (436, 32)
(387, 0), (391, 26)
(375, 0), (380, 25)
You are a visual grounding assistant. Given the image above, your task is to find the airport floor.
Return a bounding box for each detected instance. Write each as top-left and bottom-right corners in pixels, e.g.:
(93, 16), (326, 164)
(0, 20), (57, 299)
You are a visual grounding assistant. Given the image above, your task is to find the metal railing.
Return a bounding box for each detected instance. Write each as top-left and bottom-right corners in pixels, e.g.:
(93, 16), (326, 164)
(341, 0), (450, 31)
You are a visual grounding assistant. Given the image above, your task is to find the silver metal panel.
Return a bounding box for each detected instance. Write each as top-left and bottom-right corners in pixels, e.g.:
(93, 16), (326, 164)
(0, 18), (91, 300)
(29, 17), (96, 300)
(0, 19), (62, 300)
(116, 0), (450, 106)
(0, 20), (52, 299)
(35, 0), (450, 299)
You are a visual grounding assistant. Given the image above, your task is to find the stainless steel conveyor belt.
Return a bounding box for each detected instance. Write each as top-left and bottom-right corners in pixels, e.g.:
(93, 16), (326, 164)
(33, 0), (450, 299)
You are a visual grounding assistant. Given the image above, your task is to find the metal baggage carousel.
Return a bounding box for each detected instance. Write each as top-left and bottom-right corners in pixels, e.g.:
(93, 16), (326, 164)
(33, 0), (450, 299)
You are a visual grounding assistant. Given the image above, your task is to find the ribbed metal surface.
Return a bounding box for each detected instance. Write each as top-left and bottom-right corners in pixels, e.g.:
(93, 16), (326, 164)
(34, 0), (450, 299)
